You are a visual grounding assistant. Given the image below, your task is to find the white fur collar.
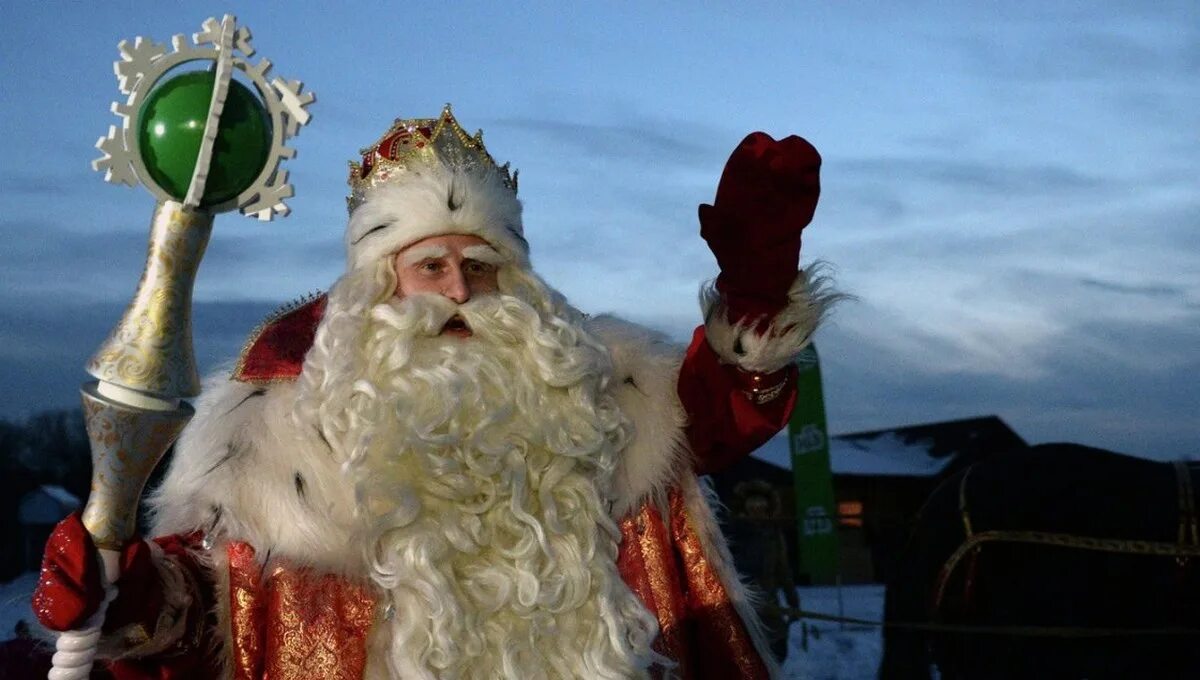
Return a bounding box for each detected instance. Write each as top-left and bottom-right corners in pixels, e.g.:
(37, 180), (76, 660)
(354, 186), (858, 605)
(582, 315), (690, 518)
(148, 315), (691, 571)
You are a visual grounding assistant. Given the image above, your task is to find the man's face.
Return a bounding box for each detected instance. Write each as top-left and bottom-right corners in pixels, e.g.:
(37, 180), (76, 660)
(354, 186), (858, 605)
(745, 496), (771, 520)
(392, 233), (502, 337)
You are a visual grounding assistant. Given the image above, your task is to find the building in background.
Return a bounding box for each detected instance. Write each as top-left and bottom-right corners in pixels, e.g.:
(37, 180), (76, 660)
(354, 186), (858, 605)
(710, 415), (1027, 585)
(17, 485), (80, 572)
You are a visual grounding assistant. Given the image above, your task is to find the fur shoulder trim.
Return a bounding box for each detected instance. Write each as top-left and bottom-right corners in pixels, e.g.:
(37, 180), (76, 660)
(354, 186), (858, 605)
(149, 374), (265, 539)
(701, 263), (842, 373)
(147, 372), (362, 575)
(584, 315), (691, 518)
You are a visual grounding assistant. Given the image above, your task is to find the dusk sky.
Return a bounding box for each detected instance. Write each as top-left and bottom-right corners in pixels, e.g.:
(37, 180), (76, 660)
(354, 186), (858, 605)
(2, 2), (1196, 460)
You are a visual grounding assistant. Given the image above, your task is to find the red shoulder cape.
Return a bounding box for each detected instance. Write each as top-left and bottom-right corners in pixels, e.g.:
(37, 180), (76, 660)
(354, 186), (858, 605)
(233, 295), (327, 383)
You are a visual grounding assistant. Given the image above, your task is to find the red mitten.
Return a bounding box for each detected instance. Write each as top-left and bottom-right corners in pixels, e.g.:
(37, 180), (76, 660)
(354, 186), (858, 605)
(33, 511), (161, 634)
(699, 132), (821, 328)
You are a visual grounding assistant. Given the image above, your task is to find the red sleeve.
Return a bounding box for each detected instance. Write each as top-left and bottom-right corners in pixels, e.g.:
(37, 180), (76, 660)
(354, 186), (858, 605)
(677, 326), (797, 475)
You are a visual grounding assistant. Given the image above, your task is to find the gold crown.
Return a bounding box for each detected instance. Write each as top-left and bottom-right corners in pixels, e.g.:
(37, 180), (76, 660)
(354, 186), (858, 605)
(346, 104), (518, 212)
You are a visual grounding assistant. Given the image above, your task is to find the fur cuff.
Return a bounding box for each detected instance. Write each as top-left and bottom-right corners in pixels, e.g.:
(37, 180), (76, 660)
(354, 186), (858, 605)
(700, 264), (840, 374)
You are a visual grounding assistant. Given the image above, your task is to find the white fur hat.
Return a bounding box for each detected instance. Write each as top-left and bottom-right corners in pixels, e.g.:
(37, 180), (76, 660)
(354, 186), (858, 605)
(344, 106), (527, 271)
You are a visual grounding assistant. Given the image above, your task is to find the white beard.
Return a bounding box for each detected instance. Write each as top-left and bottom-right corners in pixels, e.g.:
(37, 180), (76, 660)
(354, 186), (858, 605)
(292, 265), (659, 679)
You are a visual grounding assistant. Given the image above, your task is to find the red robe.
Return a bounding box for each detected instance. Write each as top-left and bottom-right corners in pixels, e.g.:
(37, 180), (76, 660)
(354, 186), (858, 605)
(103, 296), (795, 679)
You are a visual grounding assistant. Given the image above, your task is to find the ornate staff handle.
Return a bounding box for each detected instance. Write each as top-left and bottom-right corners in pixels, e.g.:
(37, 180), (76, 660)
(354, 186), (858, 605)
(52, 15), (312, 678)
(51, 203), (209, 680)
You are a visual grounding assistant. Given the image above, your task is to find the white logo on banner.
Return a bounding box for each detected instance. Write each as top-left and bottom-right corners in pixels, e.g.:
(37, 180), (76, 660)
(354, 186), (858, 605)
(792, 424), (826, 455)
(802, 506), (834, 536)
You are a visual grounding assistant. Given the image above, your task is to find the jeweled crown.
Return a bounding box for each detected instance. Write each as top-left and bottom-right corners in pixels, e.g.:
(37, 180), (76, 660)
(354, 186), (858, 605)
(346, 104), (518, 213)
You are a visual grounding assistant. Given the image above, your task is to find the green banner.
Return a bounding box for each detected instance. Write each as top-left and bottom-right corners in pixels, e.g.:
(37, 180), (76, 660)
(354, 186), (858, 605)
(789, 343), (839, 583)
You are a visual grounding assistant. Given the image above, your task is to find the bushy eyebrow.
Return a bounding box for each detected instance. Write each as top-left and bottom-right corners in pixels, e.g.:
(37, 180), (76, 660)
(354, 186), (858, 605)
(399, 244), (450, 267)
(462, 244), (504, 265)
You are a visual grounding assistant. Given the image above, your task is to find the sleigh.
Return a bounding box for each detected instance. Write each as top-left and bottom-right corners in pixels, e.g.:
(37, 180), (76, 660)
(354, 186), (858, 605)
(880, 444), (1200, 679)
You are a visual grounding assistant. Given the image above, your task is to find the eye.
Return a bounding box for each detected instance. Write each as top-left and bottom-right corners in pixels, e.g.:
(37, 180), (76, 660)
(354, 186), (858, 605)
(417, 260), (444, 275)
(463, 260), (496, 277)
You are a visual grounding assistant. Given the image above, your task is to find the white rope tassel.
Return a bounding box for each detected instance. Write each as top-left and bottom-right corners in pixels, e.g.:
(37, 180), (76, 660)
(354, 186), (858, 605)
(49, 548), (120, 680)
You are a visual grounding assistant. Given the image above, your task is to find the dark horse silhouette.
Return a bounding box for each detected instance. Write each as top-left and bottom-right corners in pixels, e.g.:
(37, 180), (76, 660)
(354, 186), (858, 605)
(879, 443), (1200, 679)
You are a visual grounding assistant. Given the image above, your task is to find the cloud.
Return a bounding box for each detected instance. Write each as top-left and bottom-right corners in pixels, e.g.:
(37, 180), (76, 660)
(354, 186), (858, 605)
(838, 156), (1103, 196)
(0, 217), (343, 304)
(0, 173), (79, 196)
(491, 116), (718, 168)
(0, 298), (275, 420)
(816, 305), (1200, 461)
(1077, 277), (1187, 299)
(946, 8), (1198, 83)
(819, 150), (1129, 238)
(499, 113), (729, 305)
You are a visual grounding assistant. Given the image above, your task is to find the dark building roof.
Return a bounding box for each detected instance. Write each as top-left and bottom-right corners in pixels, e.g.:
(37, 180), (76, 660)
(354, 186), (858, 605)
(747, 415), (1027, 478)
(713, 416), (1028, 584)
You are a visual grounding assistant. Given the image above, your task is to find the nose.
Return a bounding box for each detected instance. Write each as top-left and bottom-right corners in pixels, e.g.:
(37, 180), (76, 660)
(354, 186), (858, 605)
(443, 266), (470, 303)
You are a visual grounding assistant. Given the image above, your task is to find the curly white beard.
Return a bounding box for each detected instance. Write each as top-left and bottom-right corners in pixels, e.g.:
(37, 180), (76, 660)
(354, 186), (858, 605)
(293, 262), (659, 679)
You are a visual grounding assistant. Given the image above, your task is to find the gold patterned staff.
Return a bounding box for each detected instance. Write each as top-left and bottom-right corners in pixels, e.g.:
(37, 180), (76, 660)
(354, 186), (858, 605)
(51, 15), (313, 679)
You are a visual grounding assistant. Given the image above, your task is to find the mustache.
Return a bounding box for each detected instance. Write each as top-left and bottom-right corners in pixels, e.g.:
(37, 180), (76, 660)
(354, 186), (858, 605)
(370, 293), (461, 337)
(368, 292), (539, 344)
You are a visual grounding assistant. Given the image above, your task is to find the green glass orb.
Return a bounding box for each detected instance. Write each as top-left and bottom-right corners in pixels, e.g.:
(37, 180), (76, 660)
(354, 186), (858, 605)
(137, 70), (272, 207)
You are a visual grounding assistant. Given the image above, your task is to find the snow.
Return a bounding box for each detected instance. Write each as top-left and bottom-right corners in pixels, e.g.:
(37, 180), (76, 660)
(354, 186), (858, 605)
(783, 584), (885, 679)
(0, 574), (887, 677)
(0, 572), (37, 640)
(754, 431), (951, 477)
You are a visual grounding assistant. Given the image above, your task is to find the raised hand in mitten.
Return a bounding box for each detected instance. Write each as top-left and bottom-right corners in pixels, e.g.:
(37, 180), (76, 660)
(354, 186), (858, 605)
(33, 511), (162, 634)
(699, 132), (821, 330)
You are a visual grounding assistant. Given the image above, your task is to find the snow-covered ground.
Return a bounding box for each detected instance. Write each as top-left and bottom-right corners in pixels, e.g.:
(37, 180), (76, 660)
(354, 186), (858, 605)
(783, 584), (884, 679)
(0, 572), (38, 641)
(0, 573), (886, 678)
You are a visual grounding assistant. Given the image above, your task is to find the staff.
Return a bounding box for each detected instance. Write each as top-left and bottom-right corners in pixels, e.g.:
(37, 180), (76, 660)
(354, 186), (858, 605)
(47, 15), (313, 678)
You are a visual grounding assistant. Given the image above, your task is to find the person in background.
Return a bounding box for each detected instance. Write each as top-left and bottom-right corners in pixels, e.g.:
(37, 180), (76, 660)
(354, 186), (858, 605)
(732, 479), (803, 662)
